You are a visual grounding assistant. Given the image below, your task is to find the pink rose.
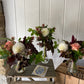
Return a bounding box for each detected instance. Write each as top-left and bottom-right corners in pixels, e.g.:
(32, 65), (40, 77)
(4, 41), (14, 51)
(70, 43), (81, 51)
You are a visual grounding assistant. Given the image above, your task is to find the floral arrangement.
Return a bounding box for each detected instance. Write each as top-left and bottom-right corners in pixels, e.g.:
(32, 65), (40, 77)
(58, 35), (84, 63)
(0, 36), (43, 72)
(0, 24), (58, 72)
(28, 24), (57, 54)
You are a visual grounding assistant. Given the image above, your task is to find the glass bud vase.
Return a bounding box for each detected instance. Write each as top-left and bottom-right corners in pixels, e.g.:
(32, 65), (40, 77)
(15, 61), (25, 73)
(42, 45), (49, 64)
(67, 60), (77, 73)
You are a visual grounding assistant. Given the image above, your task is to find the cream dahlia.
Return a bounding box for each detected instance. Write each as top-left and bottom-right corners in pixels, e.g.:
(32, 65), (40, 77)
(58, 41), (68, 52)
(41, 28), (49, 37)
(12, 42), (25, 54)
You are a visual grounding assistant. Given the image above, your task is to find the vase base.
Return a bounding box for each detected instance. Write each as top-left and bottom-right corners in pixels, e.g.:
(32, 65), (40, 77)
(67, 68), (77, 73)
(67, 61), (77, 73)
(42, 59), (49, 64)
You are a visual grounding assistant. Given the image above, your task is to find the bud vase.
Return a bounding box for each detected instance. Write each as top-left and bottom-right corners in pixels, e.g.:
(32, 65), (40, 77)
(15, 61), (25, 73)
(67, 61), (77, 73)
(42, 45), (49, 64)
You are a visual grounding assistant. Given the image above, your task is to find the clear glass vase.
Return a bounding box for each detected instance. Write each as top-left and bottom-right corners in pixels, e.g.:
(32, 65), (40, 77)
(15, 61), (25, 73)
(67, 60), (77, 73)
(42, 45), (49, 64)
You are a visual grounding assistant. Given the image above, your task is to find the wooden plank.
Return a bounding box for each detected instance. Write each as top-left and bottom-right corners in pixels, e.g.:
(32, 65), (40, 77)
(79, 79), (84, 84)
(77, 0), (84, 40)
(40, 0), (50, 25)
(3, 0), (17, 40)
(56, 65), (66, 74)
(0, 16), (5, 27)
(15, 0), (26, 39)
(0, 2), (3, 13)
(63, 0), (80, 41)
(55, 72), (65, 84)
(25, 0), (40, 51)
(55, 63), (67, 74)
(65, 75), (79, 84)
(50, 0), (65, 41)
(25, 0), (39, 36)
(11, 81), (53, 84)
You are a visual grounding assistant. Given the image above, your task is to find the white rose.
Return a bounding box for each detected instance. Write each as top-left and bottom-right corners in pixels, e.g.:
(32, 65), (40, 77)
(12, 42), (25, 54)
(41, 28), (49, 37)
(58, 41), (68, 52)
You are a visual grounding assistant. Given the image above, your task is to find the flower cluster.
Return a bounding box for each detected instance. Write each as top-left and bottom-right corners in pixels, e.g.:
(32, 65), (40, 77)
(28, 24), (57, 54)
(58, 35), (84, 63)
(0, 24), (57, 72)
(0, 36), (43, 71)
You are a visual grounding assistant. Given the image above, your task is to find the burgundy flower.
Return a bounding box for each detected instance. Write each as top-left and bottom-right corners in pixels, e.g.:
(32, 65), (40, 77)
(42, 24), (45, 27)
(70, 35), (77, 44)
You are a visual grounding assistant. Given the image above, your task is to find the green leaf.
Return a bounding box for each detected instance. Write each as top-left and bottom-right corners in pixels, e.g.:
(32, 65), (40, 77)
(29, 54), (36, 64)
(82, 41), (84, 47)
(72, 50), (82, 62)
(35, 51), (44, 64)
(0, 49), (10, 60)
(54, 41), (58, 49)
(28, 28), (38, 36)
(18, 38), (21, 42)
(28, 28), (32, 32)
(0, 37), (12, 41)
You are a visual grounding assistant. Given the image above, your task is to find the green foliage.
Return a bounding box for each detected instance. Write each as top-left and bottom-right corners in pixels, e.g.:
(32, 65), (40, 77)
(54, 41), (58, 49)
(82, 41), (84, 47)
(29, 53), (36, 64)
(0, 48), (10, 65)
(35, 51), (44, 64)
(28, 28), (39, 36)
(25, 37), (32, 43)
(18, 38), (21, 42)
(36, 25), (48, 28)
(0, 48), (10, 59)
(29, 51), (43, 64)
(72, 50), (82, 63)
(49, 27), (55, 35)
(0, 37), (12, 41)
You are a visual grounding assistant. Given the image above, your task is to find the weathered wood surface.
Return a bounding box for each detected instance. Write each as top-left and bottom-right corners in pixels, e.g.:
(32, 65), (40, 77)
(10, 81), (53, 84)
(7, 59), (56, 78)
(7, 59), (56, 84)
(56, 62), (84, 80)
(55, 72), (65, 84)
(0, 0), (6, 45)
(65, 75), (79, 84)
(79, 79), (84, 84)
(55, 62), (84, 84)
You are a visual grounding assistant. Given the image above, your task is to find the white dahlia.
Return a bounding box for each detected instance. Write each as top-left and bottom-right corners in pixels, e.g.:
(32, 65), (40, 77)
(12, 42), (25, 54)
(58, 41), (68, 52)
(41, 28), (49, 37)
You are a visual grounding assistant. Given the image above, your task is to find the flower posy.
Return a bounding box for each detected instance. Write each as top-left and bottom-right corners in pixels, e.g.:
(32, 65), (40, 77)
(28, 24), (57, 54)
(58, 41), (68, 52)
(58, 35), (84, 63)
